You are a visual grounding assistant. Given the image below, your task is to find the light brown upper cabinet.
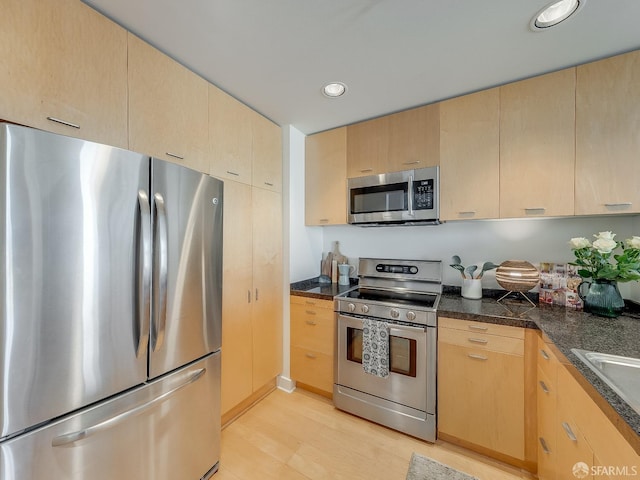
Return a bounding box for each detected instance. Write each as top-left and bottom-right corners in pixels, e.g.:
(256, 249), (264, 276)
(128, 33), (209, 173)
(576, 50), (640, 215)
(209, 85), (253, 184)
(305, 127), (348, 225)
(386, 104), (440, 173)
(251, 113), (283, 192)
(499, 68), (576, 219)
(209, 85), (282, 192)
(440, 88), (500, 221)
(347, 116), (389, 178)
(0, 0), (128, 148)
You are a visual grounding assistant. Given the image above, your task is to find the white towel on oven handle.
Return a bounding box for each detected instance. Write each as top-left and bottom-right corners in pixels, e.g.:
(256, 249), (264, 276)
(362, 318), (390, 378)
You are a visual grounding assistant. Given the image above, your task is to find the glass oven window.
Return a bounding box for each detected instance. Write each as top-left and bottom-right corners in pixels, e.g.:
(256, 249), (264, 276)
(346, 327), (417, 377)
(350, 183), (408, 214)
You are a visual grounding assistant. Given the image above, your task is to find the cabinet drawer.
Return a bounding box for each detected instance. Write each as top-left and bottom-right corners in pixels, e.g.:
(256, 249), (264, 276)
(290, 347), (333, 393)
(439, 326), (524, 355)
(537, 334), (559, 382)
(290, 304), (334, 355)
(439, 317), (524, 340)
(290, 295), (333, 310)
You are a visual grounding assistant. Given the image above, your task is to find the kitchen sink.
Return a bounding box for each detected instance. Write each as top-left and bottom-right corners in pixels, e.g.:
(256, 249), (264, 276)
(571, 349), (640, 415)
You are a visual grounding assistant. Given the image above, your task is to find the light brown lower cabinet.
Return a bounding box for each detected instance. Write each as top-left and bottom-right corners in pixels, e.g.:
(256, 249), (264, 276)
(290, 296), (334, 397)
(437, 318), (536, 471)
(536, 334), (640, 479)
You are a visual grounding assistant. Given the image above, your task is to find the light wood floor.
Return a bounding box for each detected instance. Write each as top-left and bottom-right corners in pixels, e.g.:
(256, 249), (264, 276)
(215, 388), (535, 480)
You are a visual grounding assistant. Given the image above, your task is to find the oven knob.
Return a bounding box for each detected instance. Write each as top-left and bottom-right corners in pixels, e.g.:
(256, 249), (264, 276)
(406, 311), (416, 321)
(348, 303), (356, 313)
(390, 309), (400, 319)
(361, 305), (370, 314)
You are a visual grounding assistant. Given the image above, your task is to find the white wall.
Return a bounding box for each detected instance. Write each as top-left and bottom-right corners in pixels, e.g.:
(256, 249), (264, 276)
(287, 125), (323, 283)
(321, 216), (640, 298)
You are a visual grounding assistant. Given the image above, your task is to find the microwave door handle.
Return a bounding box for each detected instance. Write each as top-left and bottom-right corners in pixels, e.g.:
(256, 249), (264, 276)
(408, 175), (414, 216)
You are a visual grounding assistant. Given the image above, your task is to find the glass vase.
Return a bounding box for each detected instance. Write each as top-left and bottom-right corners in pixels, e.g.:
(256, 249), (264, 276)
(578, 279), (625, 318)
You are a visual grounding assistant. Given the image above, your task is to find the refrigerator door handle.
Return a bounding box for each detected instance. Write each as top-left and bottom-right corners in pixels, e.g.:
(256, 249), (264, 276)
(152, 193), (169, 352)
(136, 190), (152, 358)
(51, 368), (206, 448)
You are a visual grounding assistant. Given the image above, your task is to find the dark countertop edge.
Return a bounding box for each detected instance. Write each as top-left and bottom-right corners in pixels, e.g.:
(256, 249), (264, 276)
(290, 278), (640, 450)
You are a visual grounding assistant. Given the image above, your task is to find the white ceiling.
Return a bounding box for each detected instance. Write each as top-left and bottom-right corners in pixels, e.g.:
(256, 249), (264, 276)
(83, 0), (640, 135)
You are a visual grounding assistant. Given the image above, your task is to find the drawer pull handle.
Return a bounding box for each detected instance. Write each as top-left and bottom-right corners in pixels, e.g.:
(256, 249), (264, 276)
(402, 160), (420, 165)
(467, 337), (488, 344)
(468, 325), (488, 332)
(539, 437), (551, 454)
(226, 171), (240, 176)
(539, 380), (549, 394)
(305, 300), (316, 305)
(525, 207), (546, 212)
(264, 182), (274, 187)
(468, 353), (488, 361)
(458, 211), (476, 215)
(305, 353), (317, 359)
(540, 349), (550, 360)
(47, 116), (80, 129)
(604, 202), (632, 207)
(319, 218), (329, 223)
(305, 310), (317, 315)
(305, 320), (317, 326)
(562, 422), (578, 442)
(360, 168), (373, 173)
(166, 152), (184, 160)
(247, 290), (251, 304)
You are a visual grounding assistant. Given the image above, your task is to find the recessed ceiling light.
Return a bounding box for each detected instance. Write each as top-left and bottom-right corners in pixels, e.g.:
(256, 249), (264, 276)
(531, 0), (584, 30)
(322, 82), (347, 98)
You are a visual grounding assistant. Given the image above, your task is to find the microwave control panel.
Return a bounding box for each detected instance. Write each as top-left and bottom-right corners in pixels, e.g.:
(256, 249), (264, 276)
(413, 179), (434, 210)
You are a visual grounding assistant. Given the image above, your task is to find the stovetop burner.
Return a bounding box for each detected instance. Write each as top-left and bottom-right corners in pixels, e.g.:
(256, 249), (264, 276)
(342, 287), (438, 309)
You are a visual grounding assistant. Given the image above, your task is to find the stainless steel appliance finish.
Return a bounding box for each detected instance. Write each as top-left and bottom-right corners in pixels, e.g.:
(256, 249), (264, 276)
(0, 124), (222, 479)
(347, 167), (440, 225)
(334, 258), (441, 442)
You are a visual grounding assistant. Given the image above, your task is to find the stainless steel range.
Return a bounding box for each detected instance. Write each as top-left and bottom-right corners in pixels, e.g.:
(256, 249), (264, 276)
(334, 258), (441, 442)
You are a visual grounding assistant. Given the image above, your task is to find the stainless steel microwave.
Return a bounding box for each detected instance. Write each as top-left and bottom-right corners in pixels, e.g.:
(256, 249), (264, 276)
(347, 166), (440, 225)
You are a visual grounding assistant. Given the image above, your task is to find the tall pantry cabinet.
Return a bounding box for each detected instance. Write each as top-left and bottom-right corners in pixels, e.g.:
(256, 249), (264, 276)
(212, 88), (283, 423)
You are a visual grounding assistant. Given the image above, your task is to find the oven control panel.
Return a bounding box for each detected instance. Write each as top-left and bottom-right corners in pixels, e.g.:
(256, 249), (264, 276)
(376, 264), (419, 274)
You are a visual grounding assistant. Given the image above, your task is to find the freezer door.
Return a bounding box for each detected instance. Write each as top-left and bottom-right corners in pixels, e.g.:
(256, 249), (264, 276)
(0, 125), (149, 440)
(0, 353), (221, 480)
(149, 159), (223, 378)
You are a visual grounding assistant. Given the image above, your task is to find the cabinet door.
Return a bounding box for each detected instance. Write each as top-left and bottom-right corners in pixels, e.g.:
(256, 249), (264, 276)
(209, 85), (253, 184)
(576, 50), (640, 215)
(386, 104), (440, 173)
(537, 366), (557, 480)
(251, 188), (283, 390)
(305, 127), (348, 225)
(346, 116), (389, 177)
(128, 34), (208, 172)
(252, 114), (282, 192)
(438, 340), (525, 460)
(220, 182), (254, 416)
(556, 385), (594, 480)
(499, 69), (575, 218)
(0, 0), (128, 148)
(440, 88), (500, 220)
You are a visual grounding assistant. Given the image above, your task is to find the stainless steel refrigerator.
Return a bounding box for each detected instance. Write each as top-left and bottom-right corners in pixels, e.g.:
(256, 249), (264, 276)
(0, 123), (223, 479)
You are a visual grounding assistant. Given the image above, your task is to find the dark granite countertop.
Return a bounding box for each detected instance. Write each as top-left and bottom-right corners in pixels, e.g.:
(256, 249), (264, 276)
(290, 278), (640, 450)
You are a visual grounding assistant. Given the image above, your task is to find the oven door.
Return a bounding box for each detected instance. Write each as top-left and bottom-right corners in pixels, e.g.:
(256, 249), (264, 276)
(335, 313), (435, 413)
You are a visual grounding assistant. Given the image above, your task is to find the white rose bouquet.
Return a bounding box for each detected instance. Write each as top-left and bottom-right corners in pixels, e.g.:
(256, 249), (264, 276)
(569, 231), (640, 282)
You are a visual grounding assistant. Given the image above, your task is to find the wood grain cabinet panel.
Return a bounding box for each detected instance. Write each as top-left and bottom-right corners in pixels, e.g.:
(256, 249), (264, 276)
(499, 68), (576, 218)
(220, 182), (283, 417)
(440, 88), (500, 220)
(0, 0), (128, 148)
(386, 104), (440, 173)
(290, 297), (334, 396)
(128, 33), (209, 172)
(347, 116), (389, 178)
(252, 113), (283, 192)
(209, 85), (253, 184)
(576, 49), (640, 215)
(305, 127), (348, 225)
